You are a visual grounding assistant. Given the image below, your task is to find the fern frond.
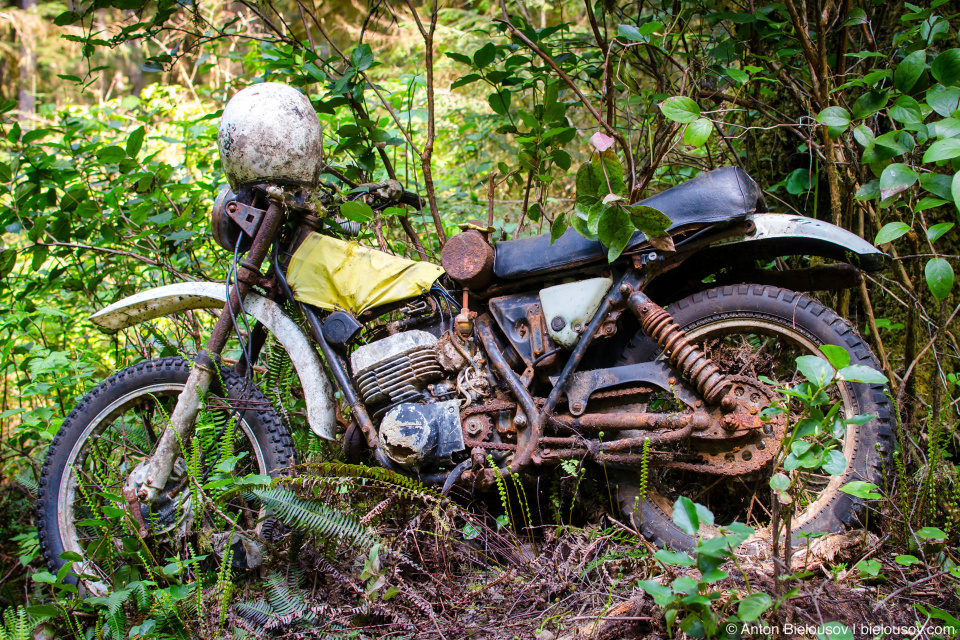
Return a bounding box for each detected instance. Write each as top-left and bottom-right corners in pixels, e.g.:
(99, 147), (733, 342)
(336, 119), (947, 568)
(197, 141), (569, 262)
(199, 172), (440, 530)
(253, 487), (378, 551)
(287, 462), (441, 503)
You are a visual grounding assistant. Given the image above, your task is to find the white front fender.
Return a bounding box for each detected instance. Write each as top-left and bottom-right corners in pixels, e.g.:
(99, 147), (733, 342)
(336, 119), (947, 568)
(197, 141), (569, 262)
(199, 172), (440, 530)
(89, 282), (337, 441)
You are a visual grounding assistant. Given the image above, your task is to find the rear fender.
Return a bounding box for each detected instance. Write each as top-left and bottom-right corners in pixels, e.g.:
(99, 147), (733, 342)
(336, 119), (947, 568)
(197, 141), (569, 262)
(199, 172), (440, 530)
(708, 213), (889, 272)
(89, 282), (337, 441)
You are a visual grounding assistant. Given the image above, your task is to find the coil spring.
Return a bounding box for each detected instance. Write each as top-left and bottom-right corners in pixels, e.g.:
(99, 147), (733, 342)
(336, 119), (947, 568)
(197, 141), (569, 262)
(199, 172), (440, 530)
(634, 300), (730, 405)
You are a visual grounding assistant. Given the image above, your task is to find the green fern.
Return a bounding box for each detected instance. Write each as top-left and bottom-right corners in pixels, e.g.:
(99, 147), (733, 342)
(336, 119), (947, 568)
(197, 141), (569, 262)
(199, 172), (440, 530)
(253, 487), (379, 551)
(0, 607), (43, 640)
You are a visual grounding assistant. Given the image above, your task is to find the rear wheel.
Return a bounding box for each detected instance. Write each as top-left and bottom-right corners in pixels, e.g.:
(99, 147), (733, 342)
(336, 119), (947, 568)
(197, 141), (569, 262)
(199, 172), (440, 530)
(616, 284), (893, 550)
(37, 357), (295, 593)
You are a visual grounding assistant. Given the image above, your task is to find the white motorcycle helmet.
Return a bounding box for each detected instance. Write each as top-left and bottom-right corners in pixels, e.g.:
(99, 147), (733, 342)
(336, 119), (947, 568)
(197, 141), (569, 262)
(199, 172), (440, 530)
(218, 82), (323, 189)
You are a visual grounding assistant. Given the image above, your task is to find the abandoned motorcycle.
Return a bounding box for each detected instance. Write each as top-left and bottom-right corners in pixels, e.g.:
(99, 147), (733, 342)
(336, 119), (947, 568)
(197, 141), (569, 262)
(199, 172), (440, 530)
(38, 83), (892, 590)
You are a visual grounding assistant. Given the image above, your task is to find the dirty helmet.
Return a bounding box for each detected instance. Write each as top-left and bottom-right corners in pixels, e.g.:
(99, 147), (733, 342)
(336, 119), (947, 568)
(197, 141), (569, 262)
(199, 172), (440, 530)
(217, 82), (323, 189)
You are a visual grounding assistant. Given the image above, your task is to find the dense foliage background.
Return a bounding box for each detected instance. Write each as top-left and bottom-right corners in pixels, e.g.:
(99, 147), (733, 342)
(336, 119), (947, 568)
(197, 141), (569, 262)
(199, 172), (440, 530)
(0, 0), (958, 636)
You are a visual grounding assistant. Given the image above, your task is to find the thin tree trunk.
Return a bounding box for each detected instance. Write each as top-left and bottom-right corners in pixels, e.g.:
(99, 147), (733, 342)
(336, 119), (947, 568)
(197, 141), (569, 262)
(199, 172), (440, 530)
(18, 0), (37, 124)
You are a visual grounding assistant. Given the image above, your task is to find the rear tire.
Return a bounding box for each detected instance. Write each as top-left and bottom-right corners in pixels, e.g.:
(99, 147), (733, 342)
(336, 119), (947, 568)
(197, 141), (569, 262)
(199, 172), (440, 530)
(616, 284), (894, 550)
(37, 357), (295, 590)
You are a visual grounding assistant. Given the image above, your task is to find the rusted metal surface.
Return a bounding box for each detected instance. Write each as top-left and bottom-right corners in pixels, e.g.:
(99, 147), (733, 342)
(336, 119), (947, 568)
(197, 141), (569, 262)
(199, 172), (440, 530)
(440, 229), (495, 289)
(463, 414), (492, 440)
(627, 289), (730, 405)
(555, 360), (701, 416)
(666, 375), (786, 475)
(547, 410), (710, 432)
(593, 309), (623, 338)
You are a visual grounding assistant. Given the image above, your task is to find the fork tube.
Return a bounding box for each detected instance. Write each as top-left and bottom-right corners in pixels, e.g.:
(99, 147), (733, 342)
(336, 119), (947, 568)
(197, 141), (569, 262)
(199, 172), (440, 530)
(136, 202), (285, 502)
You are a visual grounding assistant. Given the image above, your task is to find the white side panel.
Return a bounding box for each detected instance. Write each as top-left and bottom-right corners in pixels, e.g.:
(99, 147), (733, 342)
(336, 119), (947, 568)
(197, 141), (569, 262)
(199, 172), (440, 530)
(89, 282), (337, 441)
(539, 277), (613, 348)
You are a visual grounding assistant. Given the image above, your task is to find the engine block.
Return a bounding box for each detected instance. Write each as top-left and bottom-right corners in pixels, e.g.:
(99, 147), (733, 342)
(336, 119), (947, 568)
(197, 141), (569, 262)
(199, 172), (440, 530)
(351, 330), (443, 407)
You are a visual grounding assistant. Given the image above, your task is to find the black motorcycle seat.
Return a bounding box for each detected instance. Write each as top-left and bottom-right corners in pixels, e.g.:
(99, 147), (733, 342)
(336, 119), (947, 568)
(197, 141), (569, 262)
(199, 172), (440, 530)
(493, 166), (767, 280)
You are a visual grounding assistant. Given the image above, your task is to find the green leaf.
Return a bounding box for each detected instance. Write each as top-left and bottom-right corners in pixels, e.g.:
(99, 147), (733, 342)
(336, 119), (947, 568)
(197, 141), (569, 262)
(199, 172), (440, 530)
(874, 221), (911, 245)
(916, 526), (948, 540)
(855, 180), (880, 200)
(22, 128), (52, 144)
(836, 365), (888, 384)
(629, 204), (672, 237)
(932, 49), (960, 86)
(550, 213), (568, 244)
(931, 117), (960, 139)
(819, 344), (850, 369)
(785, 168), (812, 195)
(817, 106), (851, 128)
(895, 49), (927, 92)
(617, 24), (644, 41)
(927, 222), (954, 241)
(927, 85), (960, 118)
(660, 96), (700, 123)
(96, 145), (126, 164)
(637, 580), (673, 606)
(840, 480), (880, 499)
(445, 52), (472, 65)
(488, 91), (511, 115)
(889, 95), (923, 124)
(598, 206), (634, 262)
(916, 197), (950, 212)
(879, 163), (919, 199)
(855, 560), (882, 577)
(737, 593), (773, 622)
(895, 554), (921, 566)
(851, 90), (888, 119)
(725, 67), (749, 84)
(822, 449), (848, 476)
(474, 42), (497, 69)
(126, 126), (145, 158)
(853, 125), (875, 149)
(924, 257), (954, 301)
(923, 138), (960, 162)
(841, 7), (867, 27)
(350, 44), (374, 71)
(450, 73), (482, 90)
(575, 160), (603, 207)
(672, 496), (700, 535)
(683, 118), (712, 147)
(654, 549), (694, 567)
(954, 171), (960, 213)
(796, 355), (835, 387)
(339, 200), (374, 223)
(54, 10), (81, 25)
(921, 172), (954, 199)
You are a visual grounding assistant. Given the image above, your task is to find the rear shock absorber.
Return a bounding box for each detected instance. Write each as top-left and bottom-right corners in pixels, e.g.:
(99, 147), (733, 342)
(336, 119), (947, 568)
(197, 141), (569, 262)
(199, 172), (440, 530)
(627, 290), (730, 405)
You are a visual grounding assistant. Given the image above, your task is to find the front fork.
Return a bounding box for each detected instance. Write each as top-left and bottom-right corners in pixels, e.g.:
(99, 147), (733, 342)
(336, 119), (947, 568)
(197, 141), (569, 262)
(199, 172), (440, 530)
(125, 202), (285, 523)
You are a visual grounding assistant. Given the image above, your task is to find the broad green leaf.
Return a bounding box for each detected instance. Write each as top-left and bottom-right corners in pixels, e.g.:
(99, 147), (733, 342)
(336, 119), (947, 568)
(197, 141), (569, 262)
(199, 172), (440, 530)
(725, 67), (749, 84)
(855, 180), (880, 200)
(738, 593), (773, 622)
(954, 171), (960, 213)
(796, 355), (834, 387)
(931, 118), (960, 139)
(597, 206), (634, 262)
(889, 95), (923, 124)
(925, 257), (954, 301)
(927, 85), (960, 118)
(879, 163), (919, 199)
(445, 51), (472, 65)
(853, 125), (875, 148)
(851, 90), (888, 119)
(450, 73), (482, 89)
(654, 549), (694, 567)
(628, 204), (672, 237)
(817, 106), (851, 128)
(932, 49), (960, 87)
(339, 200), (374, 222)
(841, 7), (867, 27)
(916, 197), (950, 212)
(874, 130), (910, 154)
(672, 496), (700, 535)
(921, 172), (954, 199)
(840, 480), (880, 499)
(617, 24), (643, 41)
(96, 145), (126, 163)
(350, 44), (374, 71)
(927, 222), (954, 241)
(836, 365), (888, 384)
(923, 138), (960, 162)
(126, 126), (145, 158)
(819, 344), (850, 369)
(895, 555), (921, 566)
(874, 221), (911, 245)
(575, 160), (603, 207)
(822, 449), (848, 476)
(683, 118), (712, 147)
(855, 560), (882, 577)
(637, 580), (674, 607)
(785, 168), (812, 195)
(488, 91), (511, 115)
(895, 49), (927, 92)
(916, 526), (948, 540)
(660, 96), (700, 123)
(474, 42), (497, 69)
(550, 212), (568, 244)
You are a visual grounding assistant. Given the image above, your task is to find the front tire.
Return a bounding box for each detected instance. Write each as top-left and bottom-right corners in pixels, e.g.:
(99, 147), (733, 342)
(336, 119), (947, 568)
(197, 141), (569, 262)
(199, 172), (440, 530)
(37, 357), (295, 591)
(616, 284), (894, 550)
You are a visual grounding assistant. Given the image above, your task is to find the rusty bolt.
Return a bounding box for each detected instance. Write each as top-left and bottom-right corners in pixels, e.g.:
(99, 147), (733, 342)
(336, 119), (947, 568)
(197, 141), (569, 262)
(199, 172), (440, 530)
(514, 412), (527, 427)
(572, 401), (584, 412)
(668, 377), (677, 385)
(619, 283), (631, 295)
(551, 317), (565, 331)
(721, 395), (738, 412)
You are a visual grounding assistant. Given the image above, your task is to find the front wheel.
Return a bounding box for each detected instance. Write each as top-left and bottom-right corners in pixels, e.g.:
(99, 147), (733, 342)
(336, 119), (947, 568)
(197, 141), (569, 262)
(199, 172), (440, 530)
(616, 284), (894, 551)
(37, 357), (295, 593)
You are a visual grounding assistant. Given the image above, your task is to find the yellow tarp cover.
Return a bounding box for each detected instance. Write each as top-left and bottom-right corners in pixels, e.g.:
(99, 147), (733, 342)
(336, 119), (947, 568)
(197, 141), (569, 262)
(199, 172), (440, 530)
(286, 232), (444, 315)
